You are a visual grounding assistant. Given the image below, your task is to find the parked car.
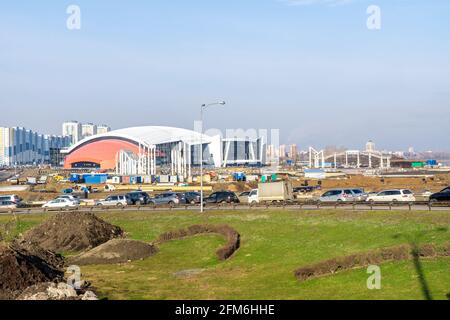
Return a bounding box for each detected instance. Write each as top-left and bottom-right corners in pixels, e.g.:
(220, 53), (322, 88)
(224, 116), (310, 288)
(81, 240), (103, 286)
(293, 186), (317, 194)
(0, 194), (22, 204)
(95, 195), (128, 207)
(148, 192), (180, 205)
(56, 195), (80, 204)
(183, 192), (201, 204)
(203, 191), (239, 205)
(319, 189), (365, 202)
(366, 189), (416, 203)
(126, 191), (151, 205)
(42, 198), (79, 209)
(429, 187), (450, 202)
(0, 200), (20, 210)
(104, 184), (116, 192)
(63, 188), (74, 194)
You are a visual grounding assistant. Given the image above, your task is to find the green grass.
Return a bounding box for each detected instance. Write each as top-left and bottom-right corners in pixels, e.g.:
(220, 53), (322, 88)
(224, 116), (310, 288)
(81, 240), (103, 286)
(1, 209), (449, 300)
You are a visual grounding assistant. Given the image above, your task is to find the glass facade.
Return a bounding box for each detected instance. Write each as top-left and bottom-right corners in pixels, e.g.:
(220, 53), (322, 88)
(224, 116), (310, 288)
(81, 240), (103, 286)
(0, 127), (71, 166)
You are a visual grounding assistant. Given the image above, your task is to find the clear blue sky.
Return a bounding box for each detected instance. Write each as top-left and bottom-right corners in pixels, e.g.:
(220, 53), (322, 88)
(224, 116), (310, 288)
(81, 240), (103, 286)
(1, 0), (449, 151)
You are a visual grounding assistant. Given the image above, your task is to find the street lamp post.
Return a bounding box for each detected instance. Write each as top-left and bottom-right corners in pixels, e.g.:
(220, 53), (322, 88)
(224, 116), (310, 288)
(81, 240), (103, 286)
(200, 101), (225, 213)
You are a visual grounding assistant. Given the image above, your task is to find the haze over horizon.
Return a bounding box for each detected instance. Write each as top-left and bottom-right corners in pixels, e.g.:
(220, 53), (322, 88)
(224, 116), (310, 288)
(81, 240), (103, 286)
(1, 0), (449, 151)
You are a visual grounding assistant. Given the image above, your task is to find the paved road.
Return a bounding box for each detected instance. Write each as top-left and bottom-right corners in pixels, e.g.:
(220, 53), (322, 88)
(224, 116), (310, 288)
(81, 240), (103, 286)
(2, 203), (450, 215)
(0, 171), (14, 182)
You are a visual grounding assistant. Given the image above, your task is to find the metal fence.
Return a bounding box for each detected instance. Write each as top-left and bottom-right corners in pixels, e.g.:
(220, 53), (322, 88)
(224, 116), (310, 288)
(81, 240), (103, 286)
(2, 200), (450, 215)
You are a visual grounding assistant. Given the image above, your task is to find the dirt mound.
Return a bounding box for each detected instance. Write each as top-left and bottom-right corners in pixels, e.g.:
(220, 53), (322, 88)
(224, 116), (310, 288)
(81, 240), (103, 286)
(158, 224), (240, 261)
(0, 243), (64, 300)
(294, 243), (450, 282)
(22, 212), (124, 253)
(68, 239), (158, 265)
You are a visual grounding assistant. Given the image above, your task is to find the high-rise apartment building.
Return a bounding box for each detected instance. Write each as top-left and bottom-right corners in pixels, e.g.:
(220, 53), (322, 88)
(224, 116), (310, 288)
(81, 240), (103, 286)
(82, 123), (97, 139)
(62, 121), (82, 145)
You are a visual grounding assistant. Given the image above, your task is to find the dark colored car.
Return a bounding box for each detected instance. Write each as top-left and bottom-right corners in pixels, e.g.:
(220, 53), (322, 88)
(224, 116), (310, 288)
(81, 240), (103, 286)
(203, 191), (239, 205)
(293, 186), (316, 194)
(126, 191), (151, 205)
(429, 187), (450, 202)
(184, 192), (201, 204)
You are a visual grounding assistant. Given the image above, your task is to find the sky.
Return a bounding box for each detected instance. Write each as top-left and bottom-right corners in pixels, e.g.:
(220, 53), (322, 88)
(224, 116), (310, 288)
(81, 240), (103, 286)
(1, 0), (449, 151)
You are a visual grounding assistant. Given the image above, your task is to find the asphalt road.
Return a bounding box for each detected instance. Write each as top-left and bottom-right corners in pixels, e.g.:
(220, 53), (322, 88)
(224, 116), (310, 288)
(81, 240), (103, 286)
(2, 203), (450, 215)
(0, 171), (14, 182)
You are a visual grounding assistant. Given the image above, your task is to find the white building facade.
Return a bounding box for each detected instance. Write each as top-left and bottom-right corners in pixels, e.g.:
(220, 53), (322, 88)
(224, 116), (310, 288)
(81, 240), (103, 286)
(62, 121), (82, 145)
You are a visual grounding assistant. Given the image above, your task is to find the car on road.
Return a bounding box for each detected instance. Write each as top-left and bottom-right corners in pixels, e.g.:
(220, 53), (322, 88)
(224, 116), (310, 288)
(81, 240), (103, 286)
(349, 189), (369, 201)
(42, 198), (79, 209)
(0, 194), (22, 205)
(56, 195), (80, 204)
(126, 191), (151, 205)
(203, 191), (239, 205)
(148, 192), (181, 206)
(319, 189), (367, 202)
(429, 187), (450, 202)
(293, 186), (317, 194)
(365, 189), (416, 203)
(95, 195), (128, 207)
(238, 191), (251, 204)
(0, 200), (21, 210)
(184, 192), (201, 204)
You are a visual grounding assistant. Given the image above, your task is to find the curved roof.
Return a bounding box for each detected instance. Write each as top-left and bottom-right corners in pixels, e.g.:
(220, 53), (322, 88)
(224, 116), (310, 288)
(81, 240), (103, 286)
(66, 126), (211, 153)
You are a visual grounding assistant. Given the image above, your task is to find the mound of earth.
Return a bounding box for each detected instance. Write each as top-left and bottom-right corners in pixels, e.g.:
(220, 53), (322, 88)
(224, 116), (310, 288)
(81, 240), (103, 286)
(22, 212), (124, 253)
(294, 243), (450, 282)
(68, 239), (158, 265)
(0, 243), (64, 300)
(158, 224), (240, 261)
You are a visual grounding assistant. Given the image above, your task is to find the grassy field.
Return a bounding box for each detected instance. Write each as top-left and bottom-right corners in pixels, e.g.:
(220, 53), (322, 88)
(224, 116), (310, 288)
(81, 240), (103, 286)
(1, 209), (449, 300)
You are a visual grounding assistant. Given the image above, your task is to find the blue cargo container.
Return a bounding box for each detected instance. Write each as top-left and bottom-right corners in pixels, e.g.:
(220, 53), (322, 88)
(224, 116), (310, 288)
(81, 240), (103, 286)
(69, 174), (84, 183)
(83, 174), (108, 184)
(426, 160), (438, 166)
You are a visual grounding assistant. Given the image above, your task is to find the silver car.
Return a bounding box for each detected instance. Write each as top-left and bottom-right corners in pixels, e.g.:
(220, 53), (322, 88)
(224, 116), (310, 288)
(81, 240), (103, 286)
(319, 189), (367, 202)
(148, 193), (180, 205)
(95, 195), (128, 207)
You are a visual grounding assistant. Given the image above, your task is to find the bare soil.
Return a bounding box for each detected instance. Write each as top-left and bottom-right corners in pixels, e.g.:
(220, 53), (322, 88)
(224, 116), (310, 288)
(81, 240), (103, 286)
(21, 212), (124, 253)
(0, 242), (64, 300)
(68, 239), (158, 265)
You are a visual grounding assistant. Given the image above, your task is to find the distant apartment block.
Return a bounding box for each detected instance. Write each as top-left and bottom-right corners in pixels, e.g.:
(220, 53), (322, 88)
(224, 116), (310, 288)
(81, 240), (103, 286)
(0, 127), (70, 166)
(288, 144), (298, 160)
(62, 121), (82, 145)
(63, 121), (111, 145)
(97, 125), (111, 135)
(82, 123), (97, 139)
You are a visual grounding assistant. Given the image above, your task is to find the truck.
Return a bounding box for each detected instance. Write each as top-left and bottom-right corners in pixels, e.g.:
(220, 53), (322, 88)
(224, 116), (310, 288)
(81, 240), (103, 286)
(248, 181), (294, 204)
